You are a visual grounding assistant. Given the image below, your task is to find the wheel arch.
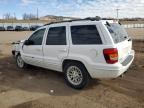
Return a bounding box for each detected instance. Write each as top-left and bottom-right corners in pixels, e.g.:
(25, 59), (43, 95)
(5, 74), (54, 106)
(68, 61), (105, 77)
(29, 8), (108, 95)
(62, 59), (91, 78)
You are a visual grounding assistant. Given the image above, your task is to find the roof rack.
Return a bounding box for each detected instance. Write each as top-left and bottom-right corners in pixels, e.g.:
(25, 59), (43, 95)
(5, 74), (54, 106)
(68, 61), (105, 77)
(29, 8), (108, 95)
(44, 17), (101, 26)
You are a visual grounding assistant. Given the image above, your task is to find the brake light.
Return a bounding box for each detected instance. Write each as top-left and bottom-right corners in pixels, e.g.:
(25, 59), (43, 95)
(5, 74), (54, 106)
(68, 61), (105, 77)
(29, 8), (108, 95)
(103, 48), (118, 64)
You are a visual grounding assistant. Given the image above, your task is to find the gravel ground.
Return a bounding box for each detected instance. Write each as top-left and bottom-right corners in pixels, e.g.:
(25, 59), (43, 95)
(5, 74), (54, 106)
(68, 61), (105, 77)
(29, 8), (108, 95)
(0, 29), (144, 108)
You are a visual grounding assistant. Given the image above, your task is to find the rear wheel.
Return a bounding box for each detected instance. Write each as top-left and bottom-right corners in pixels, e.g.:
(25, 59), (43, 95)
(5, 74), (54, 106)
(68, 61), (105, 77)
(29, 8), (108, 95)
(64, 62), (90, 89)
(16, 55), (27, 69)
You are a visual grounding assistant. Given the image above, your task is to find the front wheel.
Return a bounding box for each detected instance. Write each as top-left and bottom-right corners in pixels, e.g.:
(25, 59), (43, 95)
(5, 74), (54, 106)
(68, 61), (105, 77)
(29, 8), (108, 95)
(16, 55), (27, 69)
(64, 62), (90, 89)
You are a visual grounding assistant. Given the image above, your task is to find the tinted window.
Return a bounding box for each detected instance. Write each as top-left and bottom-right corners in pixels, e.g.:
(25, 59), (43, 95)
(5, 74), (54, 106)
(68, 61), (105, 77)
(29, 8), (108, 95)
(71, 25), (102, 45)
(106, 23), (129, 43)
(46, 26), (66, 45)
(28, 28), (45, 45)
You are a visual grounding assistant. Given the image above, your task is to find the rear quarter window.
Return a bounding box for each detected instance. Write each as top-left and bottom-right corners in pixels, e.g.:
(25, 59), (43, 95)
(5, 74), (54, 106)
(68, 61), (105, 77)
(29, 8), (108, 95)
(71, 25), (102, 45)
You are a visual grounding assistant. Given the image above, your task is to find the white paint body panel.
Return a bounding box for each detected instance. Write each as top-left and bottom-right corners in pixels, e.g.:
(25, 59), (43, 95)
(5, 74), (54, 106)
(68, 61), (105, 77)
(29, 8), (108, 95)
(12, 20), (135, 78)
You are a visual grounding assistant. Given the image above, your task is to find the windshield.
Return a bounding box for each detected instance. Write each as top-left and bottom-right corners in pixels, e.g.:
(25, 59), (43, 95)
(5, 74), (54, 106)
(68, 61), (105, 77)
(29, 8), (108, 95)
(106, 23), (129, 43)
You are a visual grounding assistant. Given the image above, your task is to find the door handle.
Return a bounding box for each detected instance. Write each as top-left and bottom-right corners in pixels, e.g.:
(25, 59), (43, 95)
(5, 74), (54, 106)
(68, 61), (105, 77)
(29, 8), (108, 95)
(59, 49), (67, 52)
(36, 49), (42, 51)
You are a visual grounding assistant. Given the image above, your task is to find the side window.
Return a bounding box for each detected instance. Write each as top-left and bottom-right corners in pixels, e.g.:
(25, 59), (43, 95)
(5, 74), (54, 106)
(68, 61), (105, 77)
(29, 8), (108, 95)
(46, 26), (66, 45)
(28, 28), (45, 45)
(71, 25), (102, 45)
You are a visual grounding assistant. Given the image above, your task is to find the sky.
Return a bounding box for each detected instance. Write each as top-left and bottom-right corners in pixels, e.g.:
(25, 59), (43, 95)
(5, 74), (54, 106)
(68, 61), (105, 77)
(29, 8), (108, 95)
(0, 0), (144, 19)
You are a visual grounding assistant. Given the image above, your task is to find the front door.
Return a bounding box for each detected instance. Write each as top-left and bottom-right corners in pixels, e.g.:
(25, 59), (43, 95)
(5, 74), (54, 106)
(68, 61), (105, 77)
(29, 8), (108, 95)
(21, 28), (46, 67)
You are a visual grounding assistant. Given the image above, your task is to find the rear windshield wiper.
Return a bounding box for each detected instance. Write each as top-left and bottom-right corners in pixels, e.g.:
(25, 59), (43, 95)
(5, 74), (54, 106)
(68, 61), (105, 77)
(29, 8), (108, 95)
(128, 38), (132, 41)
(124, 36), (131, 41)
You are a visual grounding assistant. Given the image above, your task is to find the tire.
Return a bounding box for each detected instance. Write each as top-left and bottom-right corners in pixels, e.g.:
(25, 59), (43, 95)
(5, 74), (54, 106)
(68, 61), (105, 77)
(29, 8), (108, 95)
(64, 62), (90, 89)
(16, 54), (27, 69)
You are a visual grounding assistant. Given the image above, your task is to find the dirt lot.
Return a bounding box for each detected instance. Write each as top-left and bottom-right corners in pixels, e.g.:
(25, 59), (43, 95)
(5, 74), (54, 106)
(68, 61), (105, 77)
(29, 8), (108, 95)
(126, 28), (144, 40)
(0, 29), (144, 108)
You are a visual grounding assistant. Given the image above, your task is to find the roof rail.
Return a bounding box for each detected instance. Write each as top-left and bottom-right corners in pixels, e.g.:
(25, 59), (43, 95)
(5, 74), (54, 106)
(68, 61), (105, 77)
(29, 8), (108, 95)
(44, 17), (101, 26)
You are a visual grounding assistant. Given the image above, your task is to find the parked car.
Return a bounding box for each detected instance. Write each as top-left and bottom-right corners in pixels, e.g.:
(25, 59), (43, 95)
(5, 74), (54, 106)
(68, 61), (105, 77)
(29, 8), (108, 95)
(30, 25), (40, 31)
(0, 26), (5, 31)
(15, 26), (23, 31)
(7, 26), (14, 31)
(23, 27), (29, 31)
(12, 18), (135, 89)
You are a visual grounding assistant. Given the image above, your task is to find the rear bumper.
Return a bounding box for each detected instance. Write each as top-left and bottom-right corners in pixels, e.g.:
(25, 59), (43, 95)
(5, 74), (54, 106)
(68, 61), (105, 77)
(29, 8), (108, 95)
(88, 50), (135, 78)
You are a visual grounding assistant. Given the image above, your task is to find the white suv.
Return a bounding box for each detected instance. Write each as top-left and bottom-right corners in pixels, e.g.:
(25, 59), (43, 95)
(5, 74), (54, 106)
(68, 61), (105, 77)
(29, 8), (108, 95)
(12, 18), (135, 89)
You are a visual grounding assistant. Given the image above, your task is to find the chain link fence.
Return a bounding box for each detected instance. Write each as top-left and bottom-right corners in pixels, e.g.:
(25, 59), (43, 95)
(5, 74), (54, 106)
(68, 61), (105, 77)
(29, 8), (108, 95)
(0, 22), (144, 29)
(0, 23), (44, 28)
(123, 24), (144, 28)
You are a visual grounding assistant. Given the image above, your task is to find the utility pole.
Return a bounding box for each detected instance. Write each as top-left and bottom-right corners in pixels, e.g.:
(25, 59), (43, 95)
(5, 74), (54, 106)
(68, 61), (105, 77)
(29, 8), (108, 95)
(14, 13), (16, 19)
(37, 8), (39, 20)
(2, 14), (5, 27)
(116, 8), (120, 20)
(3, 14), (4, 20)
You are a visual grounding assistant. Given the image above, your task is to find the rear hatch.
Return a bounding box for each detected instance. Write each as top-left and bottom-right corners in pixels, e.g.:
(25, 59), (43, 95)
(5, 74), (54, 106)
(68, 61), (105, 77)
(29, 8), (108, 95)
(106, 23), (132, 63)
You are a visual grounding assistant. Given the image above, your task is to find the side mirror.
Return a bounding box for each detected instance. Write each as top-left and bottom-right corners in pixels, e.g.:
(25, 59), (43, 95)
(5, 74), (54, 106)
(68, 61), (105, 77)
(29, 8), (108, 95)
(24, 40), (34, 45)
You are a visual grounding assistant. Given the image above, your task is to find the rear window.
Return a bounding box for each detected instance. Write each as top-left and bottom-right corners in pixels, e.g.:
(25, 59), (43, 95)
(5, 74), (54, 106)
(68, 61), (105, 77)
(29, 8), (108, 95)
(106, 23), (129, 43)
(71, 25), (102, 45)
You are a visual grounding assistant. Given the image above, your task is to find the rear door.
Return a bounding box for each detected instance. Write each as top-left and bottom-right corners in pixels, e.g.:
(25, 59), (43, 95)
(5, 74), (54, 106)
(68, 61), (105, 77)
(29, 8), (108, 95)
(106, 23), (132, 62)
(116, 40), (132, 63)
(22, 28), (46, 67)
(43, 25), (69, 71)
(69, 23), (106, 66)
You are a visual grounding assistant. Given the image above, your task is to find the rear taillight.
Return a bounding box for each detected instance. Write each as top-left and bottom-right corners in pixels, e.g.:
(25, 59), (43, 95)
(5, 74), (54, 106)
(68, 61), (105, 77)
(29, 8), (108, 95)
(103, 48), (118, 64)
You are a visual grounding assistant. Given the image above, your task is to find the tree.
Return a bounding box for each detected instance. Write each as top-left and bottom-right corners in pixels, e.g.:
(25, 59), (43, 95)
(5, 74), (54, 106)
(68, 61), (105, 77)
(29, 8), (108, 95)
(4, 13), (10, 19)
(22, 13), (37, 20)
(3, 13), (16, 20)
